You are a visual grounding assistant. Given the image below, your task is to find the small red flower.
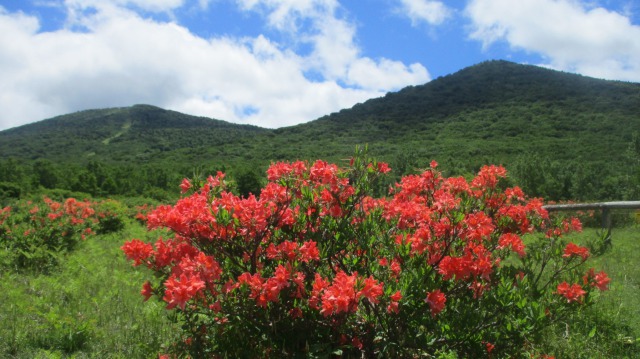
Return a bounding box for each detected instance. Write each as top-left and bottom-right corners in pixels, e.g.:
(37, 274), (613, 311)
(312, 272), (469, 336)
(358, 276), (384, 304)
(141, 281), (153, 301)
(498, 233), (526, 257)
(425, 289), (447, 317)
(179, 178), (192, 194)
(387, 290), (402, 314)
(583, 268), (611, 291)
(121, 239), (154, 266)
(563, 243), (590, 260)
(377, 162), (391, 174)
(556, 282), (586, 303)
(163, 273), (205, 310)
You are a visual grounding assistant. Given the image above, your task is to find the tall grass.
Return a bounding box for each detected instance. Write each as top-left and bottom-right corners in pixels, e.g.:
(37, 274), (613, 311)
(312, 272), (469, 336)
(539, 225), (640, 358)
(0, 222), (177, 358)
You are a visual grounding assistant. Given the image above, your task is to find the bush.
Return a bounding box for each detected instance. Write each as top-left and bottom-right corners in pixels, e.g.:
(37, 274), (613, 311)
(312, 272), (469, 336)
(94, 199), (127, 234)
(123, 152), (609, 358)
(0, 197), (99, 272)
(0, 181), (21, 201)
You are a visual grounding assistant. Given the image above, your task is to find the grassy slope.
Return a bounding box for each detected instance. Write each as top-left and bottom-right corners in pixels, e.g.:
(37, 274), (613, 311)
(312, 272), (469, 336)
(0, 222), (178, 358)
(540, 225), (640, 358)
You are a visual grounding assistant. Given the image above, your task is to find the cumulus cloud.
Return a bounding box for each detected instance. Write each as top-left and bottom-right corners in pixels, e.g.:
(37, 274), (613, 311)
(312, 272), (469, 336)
(397, 0), (451, 26)
(234, 0), (430, 87)
(0, 0), (430, 130)
(465, 0), (640, 81)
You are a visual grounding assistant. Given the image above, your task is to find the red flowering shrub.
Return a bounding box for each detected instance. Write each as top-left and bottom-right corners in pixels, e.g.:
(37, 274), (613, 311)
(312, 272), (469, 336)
(0, 197), (103, 271)
(123, 152), (609, 357)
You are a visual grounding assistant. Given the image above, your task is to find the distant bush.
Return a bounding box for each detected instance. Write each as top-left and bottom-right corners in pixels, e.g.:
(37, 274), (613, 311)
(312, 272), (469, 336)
(0, 197), (101, 272)
(0, 181), (21, 201)
(94, 199), (127, 234)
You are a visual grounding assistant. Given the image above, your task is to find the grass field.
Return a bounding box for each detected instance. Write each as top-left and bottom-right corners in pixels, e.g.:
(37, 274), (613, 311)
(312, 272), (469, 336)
(0, 220), (638, 358)
(0, 222), (178, 358)
(538, 224), (640, 358)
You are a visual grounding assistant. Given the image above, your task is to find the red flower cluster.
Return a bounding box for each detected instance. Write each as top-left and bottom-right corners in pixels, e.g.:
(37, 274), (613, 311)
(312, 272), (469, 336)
(556, 282), (587, 303)
(122, 239), (154, 266)
(309, 271), (384, 317)
(498, 233), (526, 257)
(426, 289), (447, 317)
(583, 268), (611, 291)
(121, 155), (610, 358)
(563, 242), (590, 260)
(164, 273), (206, 310)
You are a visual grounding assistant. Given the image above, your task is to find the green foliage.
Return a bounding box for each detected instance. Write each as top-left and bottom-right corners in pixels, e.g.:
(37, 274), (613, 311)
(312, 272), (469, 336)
(0, 61), (638, 202)
(233, 168), (264, 197)
(0, 224), (178, 358)
(94, 199), (128, 234)
(0, 181), (22, 201)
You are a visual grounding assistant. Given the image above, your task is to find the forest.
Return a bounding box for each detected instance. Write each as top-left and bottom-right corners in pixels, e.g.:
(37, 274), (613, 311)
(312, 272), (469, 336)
(1, 61), (639, 204)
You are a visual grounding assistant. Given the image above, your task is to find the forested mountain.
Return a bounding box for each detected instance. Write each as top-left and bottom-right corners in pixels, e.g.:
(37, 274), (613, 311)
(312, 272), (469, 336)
(1, 60), (639, 201)
(0, 104), (267, 163)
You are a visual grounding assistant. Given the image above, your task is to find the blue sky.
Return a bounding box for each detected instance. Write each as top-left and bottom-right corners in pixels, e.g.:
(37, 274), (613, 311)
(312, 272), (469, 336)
(1, 0), (639, 130)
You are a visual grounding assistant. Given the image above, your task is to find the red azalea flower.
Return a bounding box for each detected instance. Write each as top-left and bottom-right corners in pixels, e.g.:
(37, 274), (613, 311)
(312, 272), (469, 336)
(556, 282), (586, 303)
(425, 289), (447, 317)
(563, 243), (590, 260)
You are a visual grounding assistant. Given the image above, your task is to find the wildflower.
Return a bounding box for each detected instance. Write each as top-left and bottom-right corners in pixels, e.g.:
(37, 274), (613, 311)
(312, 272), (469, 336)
(358, 276), (384, 305)
(377, 162), (391, 174)
(141, 281), (153, 301)
(556, 282), (586, 303)
(121, 239), (154, 266)
(163, 273), (205, 310)
(179, 178), (192, 194)
(498, 233), (526, 257)
(426, 289), (447, 317)
(320, 271), (358, 316)
(583, 268), (610, 291)
(563, 243), (590, 260)
(387, 290), (402, 314)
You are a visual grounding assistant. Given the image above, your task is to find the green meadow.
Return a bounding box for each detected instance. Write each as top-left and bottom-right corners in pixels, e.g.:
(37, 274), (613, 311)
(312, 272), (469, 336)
(1, 211), (638, 358)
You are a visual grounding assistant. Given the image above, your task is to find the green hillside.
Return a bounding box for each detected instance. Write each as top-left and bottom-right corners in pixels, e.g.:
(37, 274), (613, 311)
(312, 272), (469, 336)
(0, 104), (267, 163)
(1, 60), (639, 201)
(268, 60), (639, 162)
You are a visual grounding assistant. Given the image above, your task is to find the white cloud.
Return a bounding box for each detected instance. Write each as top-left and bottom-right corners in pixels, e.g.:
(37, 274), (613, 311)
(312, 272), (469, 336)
(397, 0), (451, 26)
(64, 0), (186, 13)
(235, 0), (339, 31)
(0, 1), (430, 131)
(465, 0), (640, 81)
(235, 0), (430, 89)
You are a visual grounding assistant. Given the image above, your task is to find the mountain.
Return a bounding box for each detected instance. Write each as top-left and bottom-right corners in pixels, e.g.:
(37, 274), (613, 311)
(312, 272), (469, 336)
(1, 60), (639, 201)
(269, 60), (640, 165)
(0, 104), (267, 163)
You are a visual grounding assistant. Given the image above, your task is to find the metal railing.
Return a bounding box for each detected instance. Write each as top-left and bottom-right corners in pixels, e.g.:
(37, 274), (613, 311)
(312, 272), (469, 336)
(542, 201), (640, 242)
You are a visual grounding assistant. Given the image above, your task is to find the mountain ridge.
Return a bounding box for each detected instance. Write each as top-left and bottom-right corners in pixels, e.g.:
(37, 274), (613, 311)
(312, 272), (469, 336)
(1, 60), (639, 201)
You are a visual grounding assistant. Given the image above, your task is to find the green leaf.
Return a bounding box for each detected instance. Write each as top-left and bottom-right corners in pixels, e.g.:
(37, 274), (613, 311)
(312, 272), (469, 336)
(588, 326), (597, 338)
